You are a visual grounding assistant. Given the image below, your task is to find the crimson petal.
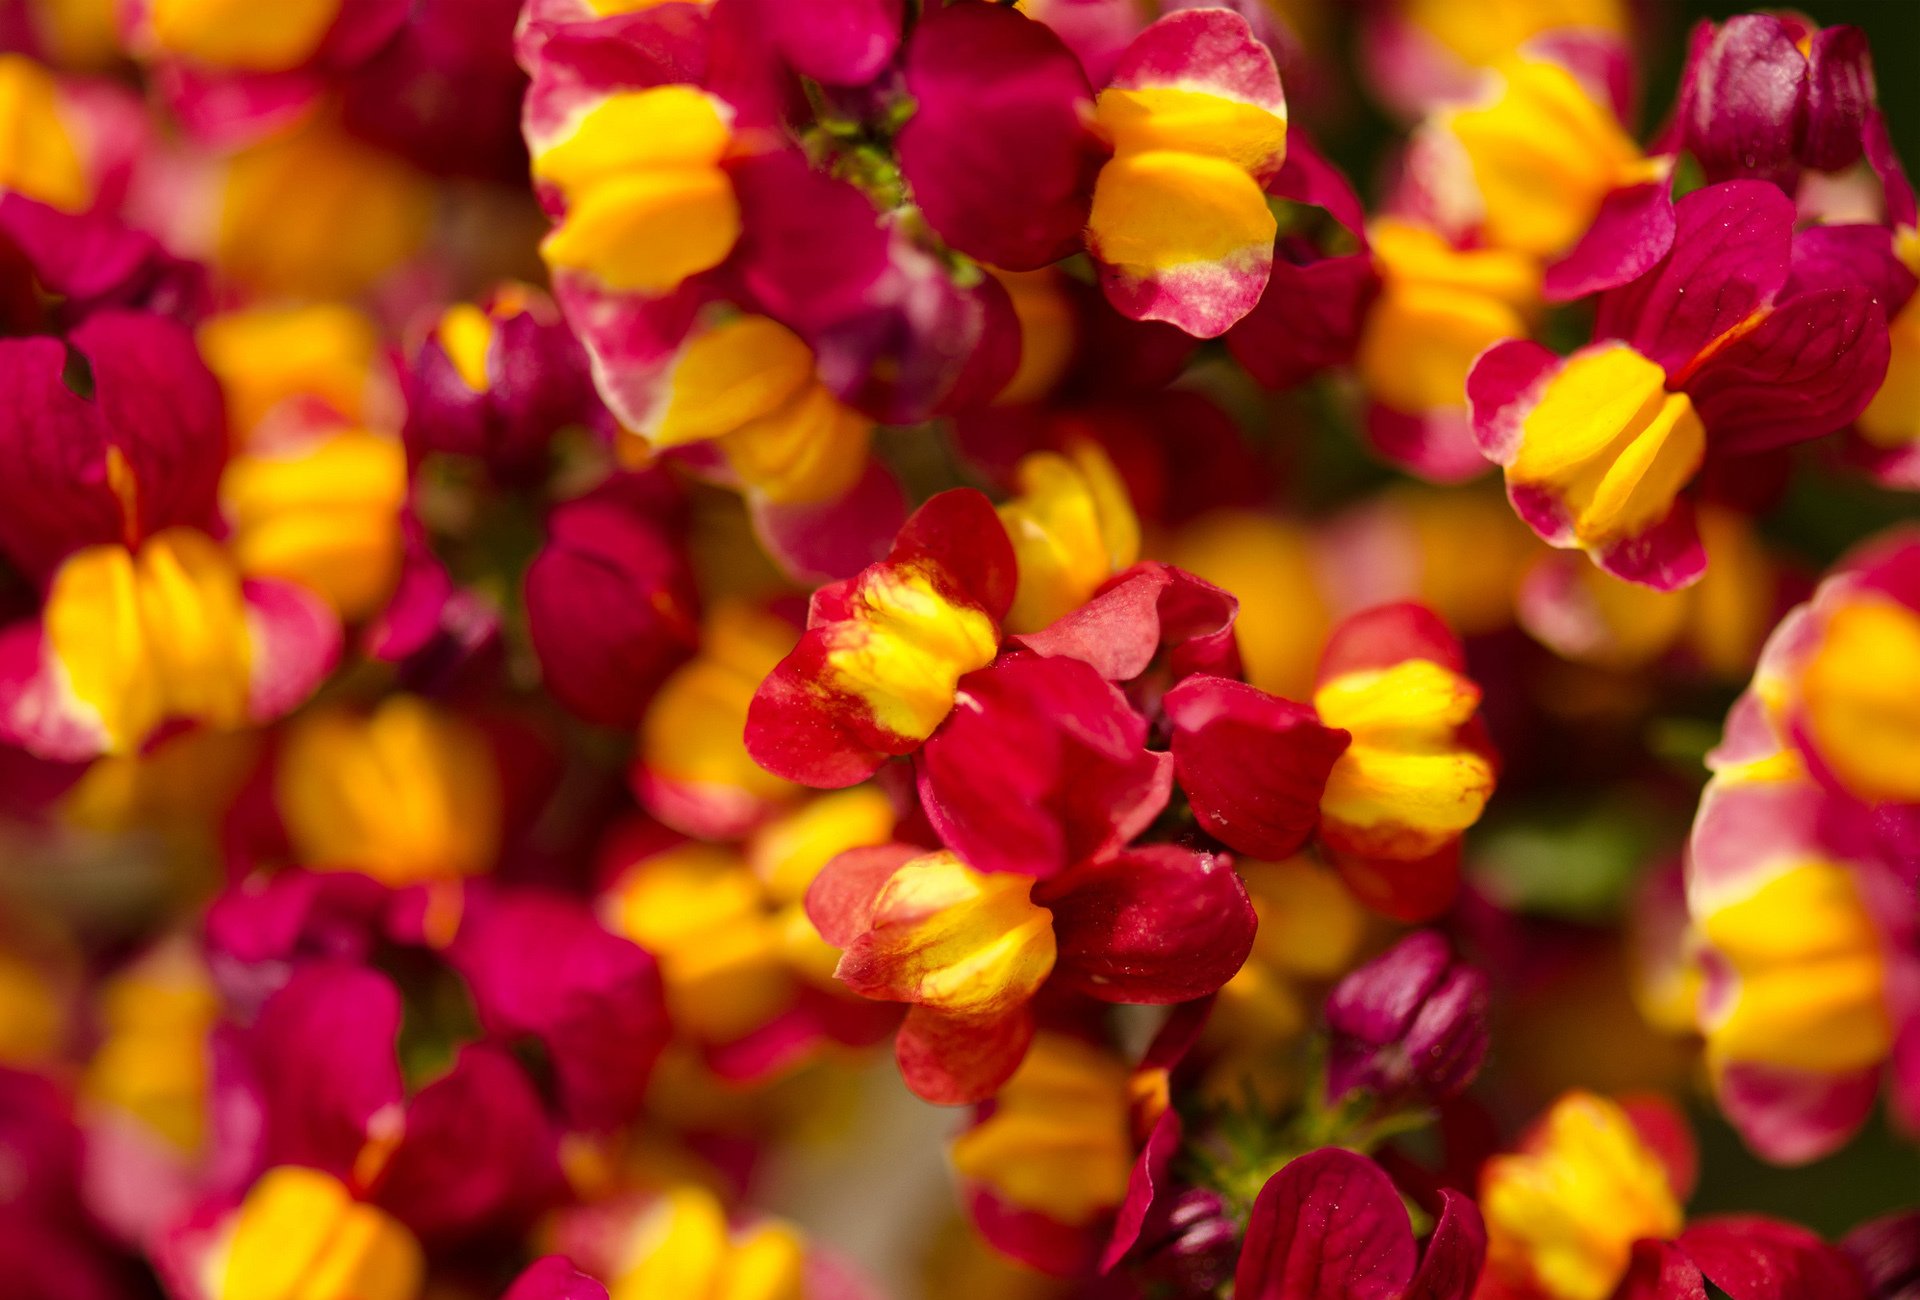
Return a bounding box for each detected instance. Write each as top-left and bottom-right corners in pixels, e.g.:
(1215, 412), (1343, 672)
(1038, 845), (1254, 1004)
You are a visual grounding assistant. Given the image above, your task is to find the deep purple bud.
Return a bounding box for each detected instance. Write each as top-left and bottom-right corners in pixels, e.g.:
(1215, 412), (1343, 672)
(403, 285), (605, 485)
(1844, 1210), (1920, 1300)
(1802, 25), (1876, 173)
(1324, 931), (1489, 1108)
(523, 488), (700, 728)
(1677, 15), (1877, 188)
(1134, 1187), (1239, 1297)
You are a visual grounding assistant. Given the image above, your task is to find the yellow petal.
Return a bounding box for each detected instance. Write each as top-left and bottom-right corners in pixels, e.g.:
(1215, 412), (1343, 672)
(275, 697), (502, 886)
(1481, 1092), (1682, 1300)
(1094, 85), (1286, 176)
(849, 852), (1056, 1017)
(948, 1034), (1132, 1226)
(1698, 860), (1892, 1074)
(543, 166), (740, 296)
(1801, 596), (1920, 803)
(0, 55), (88, 212)
(823, 563), (1001, 743)
(997, 442), (1140, 634)
(1444, 57), (1645, 259)
(146, 0), (341, 71)
(1511, 344), (1705, 547)
(1087, 149), (1275, 277)
(533, 86), (732, 199)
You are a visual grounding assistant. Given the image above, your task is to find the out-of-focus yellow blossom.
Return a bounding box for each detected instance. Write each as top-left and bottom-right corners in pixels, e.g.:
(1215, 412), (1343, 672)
(221, 424), (408, 621)
(1481, 1091), (1684, 1300)
(950, 1033), (1133, 1227)
(1357, 218), (1539, 419)
(198, 304), (387, 443)
(84, 939), (218, 1153)
(0, 54), (89, 211)
(275, 697), (502, 886)
(217, 117), (434, 300)
(198, 1166), (423, 1300)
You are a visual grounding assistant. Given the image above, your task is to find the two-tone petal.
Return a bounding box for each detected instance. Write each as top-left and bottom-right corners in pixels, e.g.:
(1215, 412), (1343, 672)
(1086, 9), (1288, 337)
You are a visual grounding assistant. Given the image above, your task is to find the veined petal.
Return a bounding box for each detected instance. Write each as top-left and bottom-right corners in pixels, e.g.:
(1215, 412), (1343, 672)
(1037, 846), (1255, 1004)
(1234, 1148), (1418, 1300)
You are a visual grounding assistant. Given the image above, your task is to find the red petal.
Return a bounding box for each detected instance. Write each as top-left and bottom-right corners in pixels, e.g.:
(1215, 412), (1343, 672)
(1233, 1148), (1417, 1300)
(804, 843), (923, 949)
(1679, 1218), (1867, 1300)
(1039, 845), (1255, 1004)
(896, 1003), (1034, 1105)
(1165, 673), (1349, 859)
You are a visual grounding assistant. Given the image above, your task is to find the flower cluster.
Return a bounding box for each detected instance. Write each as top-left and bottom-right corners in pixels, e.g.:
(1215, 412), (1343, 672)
(0, 2), (1915, 1299)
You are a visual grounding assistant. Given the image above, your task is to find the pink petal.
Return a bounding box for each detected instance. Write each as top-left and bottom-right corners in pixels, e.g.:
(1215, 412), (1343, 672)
(504, 1257), (610, 1300)
(1038, 845), (1255, 1004)
(1109, 9), (1285, 137)
(750, 460), (909, 588)
(1316, 601), (1468, 685)
(964, 1181), (1099, 1278)
(895, 1), (1100, 271)
(1013, 561), (1240, 683)
(0, 620), (109, 763)
(243, 578), (344, 726)
(371, 1044), (563, 1242)
(1101, 1110), (1182, 1272)
(1592, 500), (1708, 593)
(804, 843), (924, 949)
(1405, 1190), (1487, 1300)
(1617, 1238), (1708, 1300)
(1366, 403), (1492, 485)
(1714, 1059), (1881, 1165)
(451, 890), (671, 1130)
(1621, 1094), (1701, 1203)
(1677, 15), (1812, 188)
(1466, 338), (1561, 468)
(1546, 180), (1677, 302)
(762, 0), (900, 85)
(246, 962), (405, 1180)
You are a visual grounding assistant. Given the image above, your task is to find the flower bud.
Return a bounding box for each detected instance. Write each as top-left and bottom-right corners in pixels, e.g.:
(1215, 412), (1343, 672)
(1132, 1186), (1239, 1296)
(1324, 929), (1488, 1107)
(404, 285), (603, 482)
